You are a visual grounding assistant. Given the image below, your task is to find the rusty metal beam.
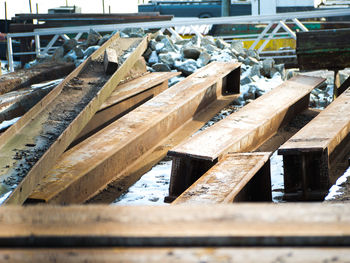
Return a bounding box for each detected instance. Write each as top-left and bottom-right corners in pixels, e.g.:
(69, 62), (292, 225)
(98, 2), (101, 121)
(173, 152), (272, 204)
(278, 87), (350, 201)
(72, 72), (180, 145)
(0, 204), (349, 247)
(167, 75), (325, 200)
(0, 33), (149, 204)
(25, 62), (241, 204)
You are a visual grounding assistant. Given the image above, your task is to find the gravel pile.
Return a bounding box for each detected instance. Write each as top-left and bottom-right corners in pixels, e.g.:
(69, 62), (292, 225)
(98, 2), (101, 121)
(24, 27), (350, 109)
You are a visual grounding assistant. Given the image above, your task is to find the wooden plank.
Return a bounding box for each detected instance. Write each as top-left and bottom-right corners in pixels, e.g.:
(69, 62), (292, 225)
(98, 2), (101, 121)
(297, 28), (350, 70)
(0, 248), (350, 262)
(0, 204), (349, 246)
(167, 75), (325, 199)
(0, 59), (147, 132)
(72, 72), (180, 144)
(30, 74), (169, 192)
(0, 62), (75, 95)
(174, 152), (272, 204)
(0, 33), (149, 204)
(90, 83), (242, 204)
(104, 48), (119, 75)
(25, 62), (241, 204)
(13, 12), (163, 20)
(278, 87), (350, 200)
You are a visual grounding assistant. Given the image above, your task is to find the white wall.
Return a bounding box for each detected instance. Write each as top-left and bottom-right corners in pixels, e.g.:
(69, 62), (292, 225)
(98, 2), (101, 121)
(251, 0), (277, 15)
(0, 0), (138, 20)
(276, 0), (322, 7)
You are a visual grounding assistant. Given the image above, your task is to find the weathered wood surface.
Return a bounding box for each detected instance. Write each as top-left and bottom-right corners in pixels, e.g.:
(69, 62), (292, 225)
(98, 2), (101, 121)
(0, 248), (349, 262)
(0, 33), (149, 204)
(0, 58), (147, 130)
(278, 87), (350, 200)
(29, 74), (177, 199)
(0, 62), (74, 95)
(25, 62), (240, 205)
(104, 48), (119, 75)
(0, 79), (61, 127)
(297, 28), (350, 70)
(0, 204), (349, 246)
(72, 72), (180, 144)
(174, 152), (272, 204)
(167, 75), (325, 199)
(10, 13), (173, 32)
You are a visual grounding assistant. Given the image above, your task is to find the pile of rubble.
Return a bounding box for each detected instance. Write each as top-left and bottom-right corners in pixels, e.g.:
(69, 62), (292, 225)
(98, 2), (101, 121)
(31, 28), (285, 107)
(142, 30), (285, 106)
(32, 27), (348, 110)
(22, 27), (349, 111)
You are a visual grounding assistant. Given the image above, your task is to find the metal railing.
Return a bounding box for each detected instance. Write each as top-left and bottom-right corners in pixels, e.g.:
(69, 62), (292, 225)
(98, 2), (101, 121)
(6, 8), (350, 72)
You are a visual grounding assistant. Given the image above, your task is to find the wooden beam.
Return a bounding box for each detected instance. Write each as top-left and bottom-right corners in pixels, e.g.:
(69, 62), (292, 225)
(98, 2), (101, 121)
(28, 73), (179, 201)
(0, 58), (148, 130)
(0, 204), (349, 247)
(167, 75), (325, 200)
(72, 71), (180, 145)
(173, 152), (272, 204)
(104, 48), (119, 75)
(278, 87), (350, 200)
(0, 248), (350, 262)
(0, 33), (149, 204)
(296, 28), (350, 70)
(25, 62), (241, 205)
(0, 62), (75, 95)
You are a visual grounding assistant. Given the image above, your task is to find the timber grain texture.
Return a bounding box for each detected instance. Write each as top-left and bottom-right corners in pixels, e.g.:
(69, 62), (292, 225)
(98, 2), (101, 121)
(0, 33), (149, 204)
(0, 204), (349, 247)
(26, 62), (241, 205)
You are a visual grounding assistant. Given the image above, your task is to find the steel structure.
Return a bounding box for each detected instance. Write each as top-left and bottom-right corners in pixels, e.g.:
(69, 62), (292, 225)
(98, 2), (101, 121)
(6, 8), (350, 72)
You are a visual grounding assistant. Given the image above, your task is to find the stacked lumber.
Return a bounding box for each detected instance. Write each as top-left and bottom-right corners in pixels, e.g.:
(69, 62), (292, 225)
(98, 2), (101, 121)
(0, 31), (243, 205)
(27, 62), (240, 204)
(0, 33), (149, 204)
(1, 26), (350, 262)
(166, 75), (325, 201)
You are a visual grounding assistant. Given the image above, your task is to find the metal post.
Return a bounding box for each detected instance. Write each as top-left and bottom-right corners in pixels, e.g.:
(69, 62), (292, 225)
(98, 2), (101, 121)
(221, 0), (230, 17)
(4, 2), (7, 20)
(29, 0), (32, 14)
(109, 5), (111, 14)
(258, 21), (282, 53)
(279, 20), (296, 39)
(36, 3), (38, 14)
(102, 0), (105, 13)
(7, 36), (14, 72)
(34, 34), (41, 57)
(66, 0), (68, 7)
(249, 21), (273, 50)
(4, 2), (7, 33)
(292, 18), (309, 32)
